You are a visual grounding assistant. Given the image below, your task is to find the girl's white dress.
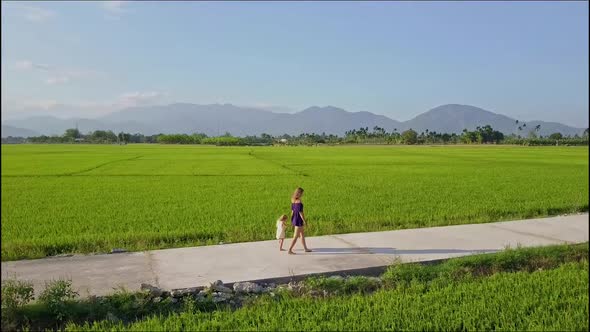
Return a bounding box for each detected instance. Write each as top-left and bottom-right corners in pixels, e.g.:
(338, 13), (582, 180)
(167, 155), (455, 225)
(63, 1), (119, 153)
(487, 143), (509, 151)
(276, 219), (286, 239)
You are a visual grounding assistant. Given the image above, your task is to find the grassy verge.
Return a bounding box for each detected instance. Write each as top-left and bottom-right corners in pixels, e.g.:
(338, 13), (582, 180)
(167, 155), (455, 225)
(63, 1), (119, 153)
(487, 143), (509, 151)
(3, 243), (586, 331)
(79, 261), (587, 331)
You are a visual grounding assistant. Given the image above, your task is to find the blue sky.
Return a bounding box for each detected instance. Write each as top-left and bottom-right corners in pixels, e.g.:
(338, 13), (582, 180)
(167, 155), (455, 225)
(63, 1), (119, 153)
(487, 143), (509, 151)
(1, 1), (588, 126)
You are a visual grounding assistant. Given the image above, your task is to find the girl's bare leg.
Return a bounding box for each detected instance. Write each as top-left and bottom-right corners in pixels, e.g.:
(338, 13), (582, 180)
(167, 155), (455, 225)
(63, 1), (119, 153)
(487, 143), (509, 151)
(288, 228), (300, 254)
(279, 238), (285, 251)
(300, 227), (311, 252)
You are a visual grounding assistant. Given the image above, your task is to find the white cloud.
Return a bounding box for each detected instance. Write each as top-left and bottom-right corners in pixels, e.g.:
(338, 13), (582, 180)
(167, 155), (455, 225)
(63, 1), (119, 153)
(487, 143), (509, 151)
(244, 103), (295, 113)
(117, 91), (166, 107)
(1, 99), (61, 119)
(14, 60), (51, 71)
(20, 5), (55, 22)
(2, 91), (169, 119)
(21, 99), (60, 110)
(45, 76), (70, 85)
(102, 1), (126, 13)
(14, 60), (33, 70)
(53, 69), (103, 84)
(2, 98), (106, 119)
(12, 60), (104, 85)
(101, 1), (129, 19)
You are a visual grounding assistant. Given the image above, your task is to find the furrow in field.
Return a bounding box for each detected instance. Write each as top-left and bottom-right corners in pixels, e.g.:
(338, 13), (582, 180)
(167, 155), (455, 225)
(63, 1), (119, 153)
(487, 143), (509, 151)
(66, 155), (144, 176)
(248, 149), (309, 177)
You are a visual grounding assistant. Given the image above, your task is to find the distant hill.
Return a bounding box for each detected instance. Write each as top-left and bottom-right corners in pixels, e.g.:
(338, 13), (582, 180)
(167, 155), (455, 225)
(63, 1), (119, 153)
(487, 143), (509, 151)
(2, 103), (585, 137)
(3, 116), (80, 136)
(275, 106), (402, 136)
(402, 104), (583, 137)
(1, 125), (40, 138)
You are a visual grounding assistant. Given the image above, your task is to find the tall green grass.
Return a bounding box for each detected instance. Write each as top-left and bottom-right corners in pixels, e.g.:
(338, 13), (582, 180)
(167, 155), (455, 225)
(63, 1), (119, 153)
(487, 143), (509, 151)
(114, 264), (586, 331)
(2, 144), (588, 260)
(66, 244), (589, 331)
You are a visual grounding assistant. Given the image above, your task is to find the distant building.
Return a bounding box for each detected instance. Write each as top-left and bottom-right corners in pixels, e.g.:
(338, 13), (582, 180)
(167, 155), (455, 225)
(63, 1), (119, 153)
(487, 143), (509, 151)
(280, 138), (288, 143)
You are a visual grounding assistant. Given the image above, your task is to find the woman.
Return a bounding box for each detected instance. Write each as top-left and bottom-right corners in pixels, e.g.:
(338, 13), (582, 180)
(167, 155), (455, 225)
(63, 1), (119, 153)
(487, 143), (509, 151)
(288, 187), (312, 254)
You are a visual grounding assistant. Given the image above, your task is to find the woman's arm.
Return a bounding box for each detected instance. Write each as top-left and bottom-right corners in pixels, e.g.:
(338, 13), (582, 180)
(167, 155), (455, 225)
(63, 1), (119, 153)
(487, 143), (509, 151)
(299, 212), (306, 225)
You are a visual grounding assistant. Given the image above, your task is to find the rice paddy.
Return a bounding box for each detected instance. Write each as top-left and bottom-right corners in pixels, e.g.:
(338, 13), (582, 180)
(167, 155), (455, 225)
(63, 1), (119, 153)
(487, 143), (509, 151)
(1, 144), (588, 261)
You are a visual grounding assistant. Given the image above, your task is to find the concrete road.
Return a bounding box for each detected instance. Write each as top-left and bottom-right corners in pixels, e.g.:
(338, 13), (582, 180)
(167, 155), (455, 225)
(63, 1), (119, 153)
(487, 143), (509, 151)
(2, 214), (588, 297)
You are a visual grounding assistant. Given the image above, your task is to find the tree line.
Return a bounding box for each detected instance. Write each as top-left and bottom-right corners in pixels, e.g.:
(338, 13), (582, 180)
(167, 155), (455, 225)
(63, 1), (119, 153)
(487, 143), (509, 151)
(2, 125), (588, 146)
(20, 129), (161, 144)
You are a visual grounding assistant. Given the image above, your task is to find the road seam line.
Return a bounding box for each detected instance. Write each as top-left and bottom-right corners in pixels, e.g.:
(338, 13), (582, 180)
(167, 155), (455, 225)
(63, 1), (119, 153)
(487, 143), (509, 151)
(486, 224), (575, 243)
(146, 251), (161, 288)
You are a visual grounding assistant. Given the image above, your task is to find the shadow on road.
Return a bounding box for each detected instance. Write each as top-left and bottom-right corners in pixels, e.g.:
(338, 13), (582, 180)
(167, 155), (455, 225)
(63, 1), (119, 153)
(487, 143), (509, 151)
(306, 248), (501, 255)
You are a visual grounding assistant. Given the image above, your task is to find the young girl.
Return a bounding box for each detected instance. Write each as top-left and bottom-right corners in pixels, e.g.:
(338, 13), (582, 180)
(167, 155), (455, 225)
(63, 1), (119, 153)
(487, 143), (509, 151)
(276, 214), (288, 251)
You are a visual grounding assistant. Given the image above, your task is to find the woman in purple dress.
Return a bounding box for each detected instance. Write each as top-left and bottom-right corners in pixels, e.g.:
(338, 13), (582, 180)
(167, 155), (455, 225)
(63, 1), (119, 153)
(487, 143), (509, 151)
(288, 187), (312, 254)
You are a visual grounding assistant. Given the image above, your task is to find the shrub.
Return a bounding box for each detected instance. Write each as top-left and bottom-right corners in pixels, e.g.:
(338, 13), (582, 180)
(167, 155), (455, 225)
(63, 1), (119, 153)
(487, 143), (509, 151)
(303, 276), (345, 295)
(302, 275), (383, 295)
(401, 129), (418, 145)
(383, 261), (445, 286)
(342, 276), (381, 294)
(38, 280), (79, 321)
(1, 279), (35, 329)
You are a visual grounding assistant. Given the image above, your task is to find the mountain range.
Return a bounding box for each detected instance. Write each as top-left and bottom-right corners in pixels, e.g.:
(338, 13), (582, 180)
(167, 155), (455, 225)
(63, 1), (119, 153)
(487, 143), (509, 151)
(1, 125), (41, 138)
(1, 103), (586, 138)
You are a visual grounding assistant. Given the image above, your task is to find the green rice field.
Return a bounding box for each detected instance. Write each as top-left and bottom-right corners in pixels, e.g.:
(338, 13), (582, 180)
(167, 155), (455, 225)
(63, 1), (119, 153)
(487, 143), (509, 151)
(1, 144), (588, 261)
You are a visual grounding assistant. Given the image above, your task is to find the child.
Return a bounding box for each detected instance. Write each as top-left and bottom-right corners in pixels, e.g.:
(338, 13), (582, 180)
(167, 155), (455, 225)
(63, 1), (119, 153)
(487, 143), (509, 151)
(276, 214), (288, 251)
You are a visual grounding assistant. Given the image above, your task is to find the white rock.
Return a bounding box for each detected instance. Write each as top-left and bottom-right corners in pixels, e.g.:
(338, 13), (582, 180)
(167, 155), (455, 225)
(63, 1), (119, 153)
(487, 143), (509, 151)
(233, 281), (263, 294)
(170, 287), (204, 298)
(212, 292), (232, 303)
(140, 283), (163, 297)
(210, 280), (233, 293)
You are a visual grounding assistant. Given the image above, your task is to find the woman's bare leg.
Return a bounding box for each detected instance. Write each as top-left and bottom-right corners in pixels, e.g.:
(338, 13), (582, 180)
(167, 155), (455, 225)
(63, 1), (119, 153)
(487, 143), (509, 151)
(288, 228), (300, 254)
(300, 227), (311, 252)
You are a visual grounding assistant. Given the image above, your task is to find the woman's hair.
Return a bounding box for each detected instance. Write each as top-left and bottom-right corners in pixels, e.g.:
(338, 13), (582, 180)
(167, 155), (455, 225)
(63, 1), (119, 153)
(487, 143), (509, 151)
(279, 214), (288, 221)
(292, 187), (304, 200)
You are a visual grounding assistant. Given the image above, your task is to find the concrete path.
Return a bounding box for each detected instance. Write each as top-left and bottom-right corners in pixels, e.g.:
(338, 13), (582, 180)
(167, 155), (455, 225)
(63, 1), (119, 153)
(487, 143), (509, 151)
(2, 214), (588, 297)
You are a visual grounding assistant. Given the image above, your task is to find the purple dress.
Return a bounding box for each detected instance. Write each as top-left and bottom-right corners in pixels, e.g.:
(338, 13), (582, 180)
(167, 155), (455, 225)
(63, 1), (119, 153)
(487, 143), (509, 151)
(291, 202), (304, 227)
